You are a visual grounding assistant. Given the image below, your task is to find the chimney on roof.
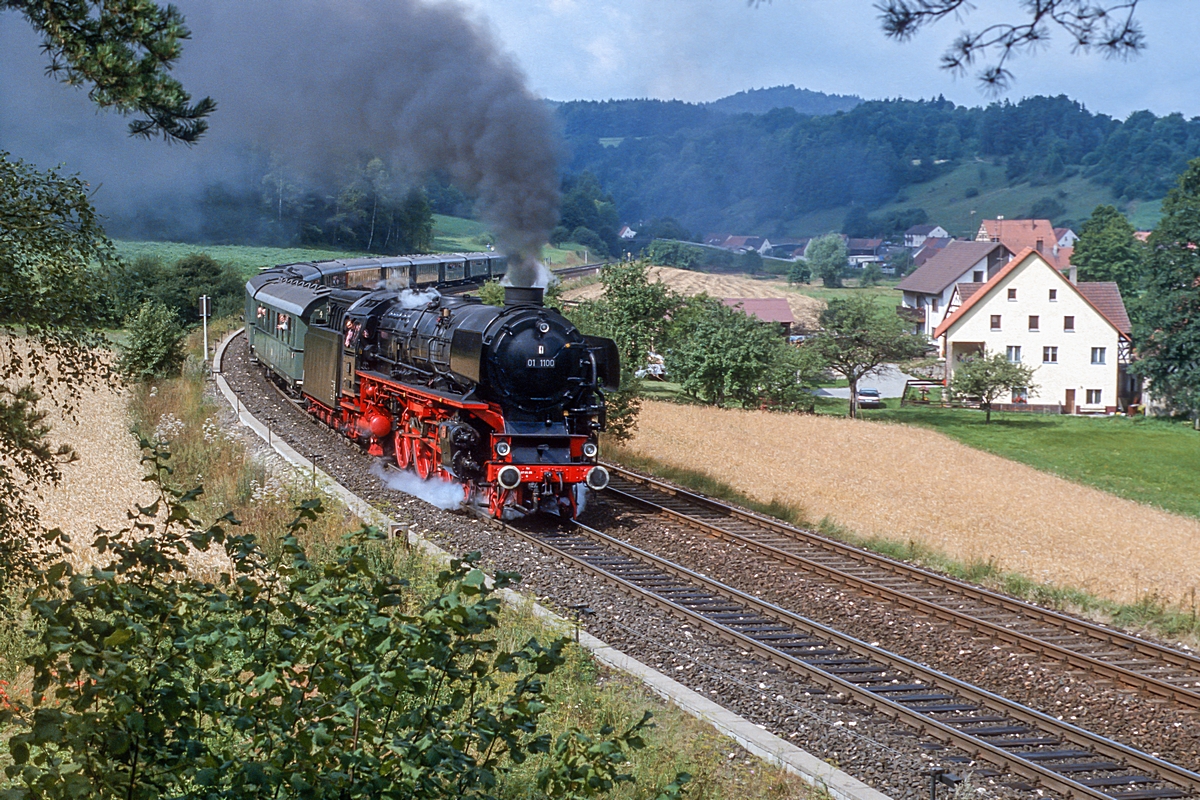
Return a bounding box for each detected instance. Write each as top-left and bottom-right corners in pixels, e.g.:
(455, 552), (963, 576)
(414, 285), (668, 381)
(1068, 265), (1077, 284)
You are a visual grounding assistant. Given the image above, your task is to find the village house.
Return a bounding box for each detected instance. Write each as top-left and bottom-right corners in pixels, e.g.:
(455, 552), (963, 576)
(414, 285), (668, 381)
(618, 225), (637, 239)
(895, 240), (1013, 337)
(846, 237), (887, 267)
(933, 248), (1135, 414)
(721, 297), (794, 336)
(976, 217), (1074, 270)
(904, 223), (950, 249)
(911, 236), (954, 267)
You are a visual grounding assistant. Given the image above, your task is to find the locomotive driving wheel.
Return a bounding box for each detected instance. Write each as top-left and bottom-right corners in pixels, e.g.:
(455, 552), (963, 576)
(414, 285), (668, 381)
(414, 441), (436, 480)
(393, 426), (411, 469)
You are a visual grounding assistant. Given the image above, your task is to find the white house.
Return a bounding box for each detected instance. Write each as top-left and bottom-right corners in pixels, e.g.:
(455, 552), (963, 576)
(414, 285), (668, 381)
(904, 223), (950, 249)
(933, 248), (1135, 414)
(894, 240), (1012, 338)
(618, 225), (638, 240)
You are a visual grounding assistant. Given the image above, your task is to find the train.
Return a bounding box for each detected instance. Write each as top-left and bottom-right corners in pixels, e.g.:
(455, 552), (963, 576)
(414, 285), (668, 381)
(244, 252), (619, 518)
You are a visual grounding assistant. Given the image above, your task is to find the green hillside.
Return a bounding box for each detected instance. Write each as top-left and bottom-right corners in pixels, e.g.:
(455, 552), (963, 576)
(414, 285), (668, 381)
(780, 160), (1162, 239)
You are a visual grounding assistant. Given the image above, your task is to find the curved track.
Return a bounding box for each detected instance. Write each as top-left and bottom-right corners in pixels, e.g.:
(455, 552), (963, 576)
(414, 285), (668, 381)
(601, 466), (1200, 711)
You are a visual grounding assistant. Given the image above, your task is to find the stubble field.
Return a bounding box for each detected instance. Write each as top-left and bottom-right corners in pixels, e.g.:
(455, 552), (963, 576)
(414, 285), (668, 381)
(619, 400), (1200, 608)
(562, 266), (826, 328)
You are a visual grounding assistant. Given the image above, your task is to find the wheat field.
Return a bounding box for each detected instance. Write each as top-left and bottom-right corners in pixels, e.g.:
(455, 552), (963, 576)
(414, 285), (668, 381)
(621, 400), (1200, 607)
(562, 266), (825, 328)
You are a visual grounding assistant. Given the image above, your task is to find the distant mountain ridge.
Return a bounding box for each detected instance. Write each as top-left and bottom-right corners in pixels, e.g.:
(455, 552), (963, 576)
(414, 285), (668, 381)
(706, 85), (863, 116)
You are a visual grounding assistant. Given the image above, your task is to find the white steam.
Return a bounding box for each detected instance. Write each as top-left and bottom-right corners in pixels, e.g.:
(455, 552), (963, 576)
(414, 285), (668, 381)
(500, 260), (554, 289)
(394, 288), (442, 308)
(370, 460), (464, 511)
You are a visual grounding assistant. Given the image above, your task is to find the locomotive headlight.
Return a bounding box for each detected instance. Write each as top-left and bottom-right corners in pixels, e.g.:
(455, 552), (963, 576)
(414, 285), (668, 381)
(582, 442), (598, 458)
(495, 441), (511, 457)
(498, 465), (522, 490)
(586, 466), (610, 491)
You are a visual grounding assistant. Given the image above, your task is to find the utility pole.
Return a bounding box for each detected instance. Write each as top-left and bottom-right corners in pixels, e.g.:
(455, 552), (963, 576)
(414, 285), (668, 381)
(199, 295), (211, 362)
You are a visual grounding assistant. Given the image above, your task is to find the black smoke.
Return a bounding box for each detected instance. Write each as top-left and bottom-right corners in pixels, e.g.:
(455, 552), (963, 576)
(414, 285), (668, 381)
(0, 0), (559, 286)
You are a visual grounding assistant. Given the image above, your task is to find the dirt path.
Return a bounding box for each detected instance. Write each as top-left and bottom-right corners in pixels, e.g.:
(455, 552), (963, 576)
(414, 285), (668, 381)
(621, 400), (1200, 609)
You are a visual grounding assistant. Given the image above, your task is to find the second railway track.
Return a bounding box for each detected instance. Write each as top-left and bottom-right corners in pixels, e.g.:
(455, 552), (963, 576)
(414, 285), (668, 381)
(600, 467), (1200, 712)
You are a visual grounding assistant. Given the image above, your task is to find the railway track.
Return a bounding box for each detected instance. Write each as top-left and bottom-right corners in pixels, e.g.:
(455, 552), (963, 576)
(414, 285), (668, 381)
(600, 466), (1200, 711)
(494, 515), (1200, 800)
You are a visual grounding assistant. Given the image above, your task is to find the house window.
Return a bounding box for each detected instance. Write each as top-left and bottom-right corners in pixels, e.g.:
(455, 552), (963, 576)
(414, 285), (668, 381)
(1006, 346), (1022, 363)
(1087, 389), (1102, 404)
(1064, 315), (1075, 332)
(1091, 347), (1106, 364)
(1012, 387), (1028, 403)
(1043, 346), (1058, 363)
(1028, 315), (1039, 331)
(931, 297), (939, 313)
(990, 314), (1001, 330)
(973, 270), (985, 282)
(1035, 238), (1044, 252)
(1049, 289), (1058, 301)
(1007, 288), (1017, 300)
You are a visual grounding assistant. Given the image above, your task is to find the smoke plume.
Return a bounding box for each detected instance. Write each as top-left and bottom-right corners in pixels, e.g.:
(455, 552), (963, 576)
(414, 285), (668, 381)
(0, 0), (559, 286)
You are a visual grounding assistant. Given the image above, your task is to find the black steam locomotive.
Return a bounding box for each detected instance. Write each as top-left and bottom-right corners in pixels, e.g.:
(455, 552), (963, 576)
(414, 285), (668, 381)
(245, 254), (618, 518)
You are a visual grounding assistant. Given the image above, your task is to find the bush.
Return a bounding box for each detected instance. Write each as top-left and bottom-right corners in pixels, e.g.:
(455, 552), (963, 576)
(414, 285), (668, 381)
(1, 449), (689, 799)
(549, 225), (572, 246)
(118, 300), (186, 381)
(860, 262), (884, 287)
(570, 226), (609, 259)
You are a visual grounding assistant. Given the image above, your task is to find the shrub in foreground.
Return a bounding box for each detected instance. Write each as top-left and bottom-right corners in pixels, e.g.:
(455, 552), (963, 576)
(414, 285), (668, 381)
(118, 300), (186, 381)
(2, 445), (688, 800)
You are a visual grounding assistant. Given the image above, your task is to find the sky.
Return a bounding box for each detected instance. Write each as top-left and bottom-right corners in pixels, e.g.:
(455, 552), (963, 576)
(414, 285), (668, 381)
(453, 0), (1199, 120)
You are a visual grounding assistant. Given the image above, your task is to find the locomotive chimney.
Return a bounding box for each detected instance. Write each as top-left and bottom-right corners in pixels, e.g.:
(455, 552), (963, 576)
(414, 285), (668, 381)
(504, 286), (544, 307)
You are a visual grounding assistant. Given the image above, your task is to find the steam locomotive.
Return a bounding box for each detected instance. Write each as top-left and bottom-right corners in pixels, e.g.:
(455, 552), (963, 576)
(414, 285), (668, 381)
(244, 253), (618, 518)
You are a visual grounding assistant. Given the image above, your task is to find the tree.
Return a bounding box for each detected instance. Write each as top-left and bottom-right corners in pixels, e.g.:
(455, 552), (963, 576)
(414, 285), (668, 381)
(1073, 204), (1145, 298)
(6, 0), (215, 143)
(787, 260), (812, 284)
(646, 240), (701, 270)
(807, 296), (927, 418)
(662, 297), (822, 409)
(860, 262), (884, 287)
(949, 350), (1039, 423)
(117, 301), (186, 381)
(877, 0), (1144, 92)
(2, 450), (690, 799)
(807, 234), (848, 288)
(1134, 159), (1200, 419)
(0, 154), (116, 584)
(154, 253), (245, 323)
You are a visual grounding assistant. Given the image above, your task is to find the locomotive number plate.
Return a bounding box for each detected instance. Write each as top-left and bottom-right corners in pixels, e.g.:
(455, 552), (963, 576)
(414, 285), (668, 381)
(527, 358), (556, 368)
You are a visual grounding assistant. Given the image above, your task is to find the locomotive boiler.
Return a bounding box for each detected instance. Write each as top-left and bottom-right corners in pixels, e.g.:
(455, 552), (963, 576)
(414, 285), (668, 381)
(246, 255), (618, 518)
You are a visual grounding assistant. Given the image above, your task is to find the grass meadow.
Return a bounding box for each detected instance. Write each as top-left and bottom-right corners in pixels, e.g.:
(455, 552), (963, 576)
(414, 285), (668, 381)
(860, 404), (1200, 520)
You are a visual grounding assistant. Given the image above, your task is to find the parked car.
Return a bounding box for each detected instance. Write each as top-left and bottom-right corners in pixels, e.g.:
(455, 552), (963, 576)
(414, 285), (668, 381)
(856, 387), (884, 408)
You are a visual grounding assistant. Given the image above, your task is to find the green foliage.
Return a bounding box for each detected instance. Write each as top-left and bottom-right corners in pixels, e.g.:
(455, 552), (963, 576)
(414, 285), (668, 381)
(0, 153), (112, 586)
(949, 350), (1039, 423)
(663, 297), (818, 409)
(100, 252), (244, 325)
(118, 301), (186, 381)
(3, 446), (687, 799)
(646, 240), (701, 270)
(787, 260), (812, 284)
(1026, 195), (1067, 224)
(807, 234), (848, 288)
(1135, 159), (1200, 417)
(478, 280), (506, 306)
(1073, 204), (1145, 299)
(6, 0), (214, 143)
(807, 295), (927, 417)
(860, 262), (884, 287)
(560, 173), (621, 258)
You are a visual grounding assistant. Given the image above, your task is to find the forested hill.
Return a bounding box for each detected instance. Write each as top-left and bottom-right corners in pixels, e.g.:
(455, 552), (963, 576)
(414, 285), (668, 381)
(706, 85), (862, 116)
(556, 94), (1200, 237)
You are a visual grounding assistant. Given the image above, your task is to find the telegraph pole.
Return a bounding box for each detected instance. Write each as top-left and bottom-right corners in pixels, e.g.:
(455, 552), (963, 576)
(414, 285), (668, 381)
(199, 295), (211, 362)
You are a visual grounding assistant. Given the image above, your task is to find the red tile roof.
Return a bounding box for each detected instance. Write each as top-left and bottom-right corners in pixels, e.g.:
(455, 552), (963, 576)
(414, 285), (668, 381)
(976, 219), (1073, 269)
(956, 282), (986, 302)
(721, 297), (794, 324)
(934, 249), (1132, 340)
(1076, 281), (1132, 335)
